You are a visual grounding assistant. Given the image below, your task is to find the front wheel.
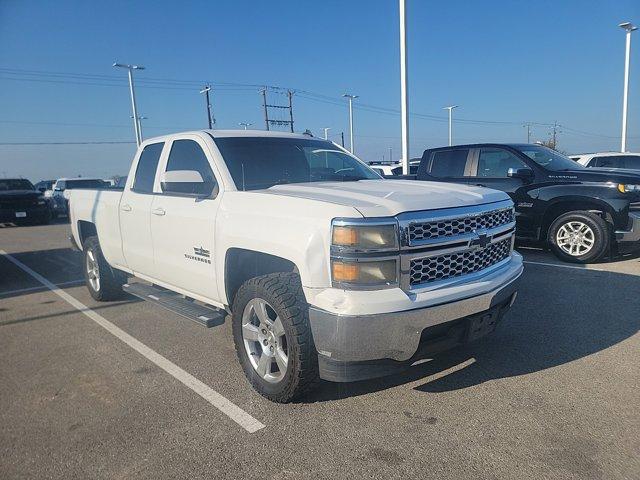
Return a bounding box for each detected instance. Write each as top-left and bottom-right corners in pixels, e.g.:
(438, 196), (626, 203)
(83, 236), (127, 301)
(232, 272), (319, 403)
(548, 211), (610, 263)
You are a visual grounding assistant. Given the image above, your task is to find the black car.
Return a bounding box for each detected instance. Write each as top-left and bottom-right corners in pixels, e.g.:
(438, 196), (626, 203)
(0, 178), (53, 225)
(412, 143), (640, 263)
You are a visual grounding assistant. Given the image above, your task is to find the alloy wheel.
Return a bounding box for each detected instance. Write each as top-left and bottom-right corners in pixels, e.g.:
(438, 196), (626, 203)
(241, 298), (288, 383)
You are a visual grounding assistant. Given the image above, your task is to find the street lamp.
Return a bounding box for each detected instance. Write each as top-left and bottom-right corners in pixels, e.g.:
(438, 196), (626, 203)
(238, 122), (252, 130)
(619, 22), (637, 152)
(342, 94), (358, 154)
(443, 105), (458, 146)
(399, 0), (410, 174)
(113, 62), (145, 146)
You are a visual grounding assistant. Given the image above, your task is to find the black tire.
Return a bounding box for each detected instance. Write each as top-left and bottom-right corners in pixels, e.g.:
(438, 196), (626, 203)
(548, 211), (610, 263)
(232, 272), (319, 403)
(83, 236), (127, 301)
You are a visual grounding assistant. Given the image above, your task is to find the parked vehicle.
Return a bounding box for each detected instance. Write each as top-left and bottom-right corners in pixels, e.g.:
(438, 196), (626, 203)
(411, 143), (640, 263)
(34, 179), (55, 193)
(69, 130), (523, 402)
(0, 178), (52, 225)
(570, 152), (640, 171)
(368, 161), (401, 176)
(51, 177), (107, 216)
(368, 159), (421, 177)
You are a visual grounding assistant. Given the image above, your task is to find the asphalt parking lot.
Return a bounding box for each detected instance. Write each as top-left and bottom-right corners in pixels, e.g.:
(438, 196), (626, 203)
(1, 221), (638, 480)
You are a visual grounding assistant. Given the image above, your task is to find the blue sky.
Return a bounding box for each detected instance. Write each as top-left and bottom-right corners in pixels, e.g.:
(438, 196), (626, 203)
(0, 0), (639, 180)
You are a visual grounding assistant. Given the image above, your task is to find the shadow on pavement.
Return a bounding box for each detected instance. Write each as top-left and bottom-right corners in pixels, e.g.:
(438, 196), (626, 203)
(305, 266), (640, 402)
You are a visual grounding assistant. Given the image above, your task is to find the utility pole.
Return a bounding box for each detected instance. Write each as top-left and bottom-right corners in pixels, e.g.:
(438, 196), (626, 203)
(523, 123), (532, 143)
(341, 132), (345, 148)
(552, 121), (558, 149)
(132, 115), (147, 143)
(399, 0), (410, 174)
(113, 62), (145, 146)
(238, 122), (252, 130)
(389, 147), (393, 162)
(261, 89), (269, 130)
(619, 22), (637, 152)
(199, 85), (215, 129)
(323, 127), (331, 140)
(342, 94), (358, 154)
(443, 105), (458, 146)
(288, 90), (294, 133)
(262, 88), (295, 132)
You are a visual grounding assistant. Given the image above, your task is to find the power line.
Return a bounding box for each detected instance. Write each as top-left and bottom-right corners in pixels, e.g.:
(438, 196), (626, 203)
(0, 141), (136, 145)
(1, 67), (636, 140)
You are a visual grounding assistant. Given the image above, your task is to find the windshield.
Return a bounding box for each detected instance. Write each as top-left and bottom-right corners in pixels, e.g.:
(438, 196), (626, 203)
(64, 179), (106, 189)
(213, 137), (381, 191)
(0, 179), (34, 191)
(518, 145), (584, 171)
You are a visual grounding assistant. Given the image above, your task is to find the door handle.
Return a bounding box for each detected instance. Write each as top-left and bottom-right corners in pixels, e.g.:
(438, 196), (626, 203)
(152, 207), (166, 216)
(121, 204), (132, 212)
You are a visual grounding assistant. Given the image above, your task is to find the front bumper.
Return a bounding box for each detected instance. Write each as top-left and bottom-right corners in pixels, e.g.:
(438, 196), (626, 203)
(309, 264), (522, 382)
(615, 212), (640, 244)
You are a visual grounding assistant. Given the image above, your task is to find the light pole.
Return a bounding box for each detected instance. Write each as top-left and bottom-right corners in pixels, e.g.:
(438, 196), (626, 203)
(113, 62), (145, 146)
(200, 85), (215, 129)
(619, 22), (637, 152)
(323, 127), (331, 140)
(523, 123), (532, 143)
(342, 94), (358, 153)
(399, 0), (409, 174)
(239, 122), (252, 130)
(443, 105), (458, 146)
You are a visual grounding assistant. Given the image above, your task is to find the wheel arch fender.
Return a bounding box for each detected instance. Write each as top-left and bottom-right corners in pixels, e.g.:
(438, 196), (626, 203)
(540, 196), (616, 240)
(224, 248), (301, 306)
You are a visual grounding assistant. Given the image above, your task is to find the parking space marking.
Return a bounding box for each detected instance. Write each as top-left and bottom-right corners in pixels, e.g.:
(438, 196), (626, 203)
(0, 250), (266, 434)
(0, 279), (84, 297)
(523, 260), (606, 272)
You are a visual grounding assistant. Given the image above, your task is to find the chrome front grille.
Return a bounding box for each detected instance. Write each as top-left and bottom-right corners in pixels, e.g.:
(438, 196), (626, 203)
(408, 207), (514, 243)
(409, 237), (512, 287)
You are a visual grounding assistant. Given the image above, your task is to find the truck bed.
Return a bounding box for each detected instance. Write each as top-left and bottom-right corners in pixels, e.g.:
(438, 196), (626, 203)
(69, 188), (126, 269)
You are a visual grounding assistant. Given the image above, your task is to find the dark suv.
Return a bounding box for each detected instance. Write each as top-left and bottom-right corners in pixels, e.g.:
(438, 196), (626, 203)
(412, 143), (640, 263)
(0, 178), (53, 225)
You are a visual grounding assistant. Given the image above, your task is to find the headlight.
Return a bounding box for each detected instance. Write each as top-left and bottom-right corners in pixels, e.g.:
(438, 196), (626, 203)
(618, 184), (640, 193)
(331, 222), (398, 251)
(331, 259), (398, 287)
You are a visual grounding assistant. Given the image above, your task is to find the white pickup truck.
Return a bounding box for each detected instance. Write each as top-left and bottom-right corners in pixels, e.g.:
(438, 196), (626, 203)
(69, 130), (523, 402)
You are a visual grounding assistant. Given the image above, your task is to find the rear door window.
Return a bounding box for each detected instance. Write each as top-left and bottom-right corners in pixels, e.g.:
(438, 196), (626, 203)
(593, 156), (624, 168)
(622, 156), (640, 169)
(133, 142), (164, 193)
(428, 149), (469, 177)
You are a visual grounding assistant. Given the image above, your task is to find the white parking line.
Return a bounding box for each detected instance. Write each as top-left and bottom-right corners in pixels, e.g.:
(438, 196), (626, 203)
(523, 260), (606, 272)
(0, 279), (85, 297)
(0, 250), (266, 434)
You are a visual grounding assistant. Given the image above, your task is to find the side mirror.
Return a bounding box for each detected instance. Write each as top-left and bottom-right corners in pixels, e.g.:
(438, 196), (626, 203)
(161, 170), (215, 196)
(507, 167), (534, 181)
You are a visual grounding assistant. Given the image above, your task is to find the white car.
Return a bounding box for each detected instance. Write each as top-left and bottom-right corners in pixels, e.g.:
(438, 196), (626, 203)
(368, 162), (402, 176)
(570, 152), (640, 171)
(69, 130), (523, 402)
(51, 177), (107, 215)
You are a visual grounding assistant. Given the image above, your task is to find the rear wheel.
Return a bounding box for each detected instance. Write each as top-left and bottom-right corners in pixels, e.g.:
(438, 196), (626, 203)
(83, 236), (127, 301)
(548, 211), (610, 263)
(232, 272), (319, 402)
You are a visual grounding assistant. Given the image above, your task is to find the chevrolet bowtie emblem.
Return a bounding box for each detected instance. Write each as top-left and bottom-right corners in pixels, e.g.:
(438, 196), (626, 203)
(471, 233), (490, 248)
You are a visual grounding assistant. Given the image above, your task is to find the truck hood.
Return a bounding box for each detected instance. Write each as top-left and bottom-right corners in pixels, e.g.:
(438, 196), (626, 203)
(556, 168), (640, 184)
(261, 180), (510, 217)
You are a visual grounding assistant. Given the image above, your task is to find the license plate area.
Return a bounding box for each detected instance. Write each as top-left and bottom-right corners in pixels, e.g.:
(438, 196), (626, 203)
(466, 309), (499, 342)
(15, 212), (27, 218)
